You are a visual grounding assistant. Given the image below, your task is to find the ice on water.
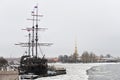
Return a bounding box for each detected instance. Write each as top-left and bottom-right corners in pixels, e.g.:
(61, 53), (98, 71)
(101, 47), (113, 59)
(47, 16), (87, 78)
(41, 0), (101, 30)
(36, 63), (103, 80)
(87, 63), (120, 80)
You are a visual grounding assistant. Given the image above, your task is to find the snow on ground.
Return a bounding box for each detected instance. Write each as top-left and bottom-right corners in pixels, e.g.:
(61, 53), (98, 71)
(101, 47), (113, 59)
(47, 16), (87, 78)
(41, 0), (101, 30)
(36, 63), (106, 80)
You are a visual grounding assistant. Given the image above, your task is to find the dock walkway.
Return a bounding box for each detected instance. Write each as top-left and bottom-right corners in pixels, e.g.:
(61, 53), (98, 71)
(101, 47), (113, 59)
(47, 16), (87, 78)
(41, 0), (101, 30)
(0, 71), (18, 80)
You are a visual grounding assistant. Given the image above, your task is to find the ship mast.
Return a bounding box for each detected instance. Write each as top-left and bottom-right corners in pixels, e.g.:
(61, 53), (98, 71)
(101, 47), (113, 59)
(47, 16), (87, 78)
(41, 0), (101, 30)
(15, 5), (53, 58)
(35, 5), (39, 58)
(33, 5), (44, 58)
(28, 29), (31, 56)
(32, 11), (35, 57)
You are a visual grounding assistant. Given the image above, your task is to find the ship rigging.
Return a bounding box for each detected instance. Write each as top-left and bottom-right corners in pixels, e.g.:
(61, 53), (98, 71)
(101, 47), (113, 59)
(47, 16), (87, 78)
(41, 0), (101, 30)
(15, 5), (66, 79)
(16, 5), (53, 76)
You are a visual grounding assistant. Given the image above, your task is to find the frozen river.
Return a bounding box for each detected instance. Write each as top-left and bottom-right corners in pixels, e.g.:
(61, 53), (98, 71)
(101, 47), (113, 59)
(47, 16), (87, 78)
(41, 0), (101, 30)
(35, 63), (105, 80)
(87, 63), (120, 80)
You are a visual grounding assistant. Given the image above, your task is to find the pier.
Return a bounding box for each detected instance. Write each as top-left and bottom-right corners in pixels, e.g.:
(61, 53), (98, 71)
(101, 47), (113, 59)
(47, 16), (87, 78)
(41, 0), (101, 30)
(0, 71), (18, 80)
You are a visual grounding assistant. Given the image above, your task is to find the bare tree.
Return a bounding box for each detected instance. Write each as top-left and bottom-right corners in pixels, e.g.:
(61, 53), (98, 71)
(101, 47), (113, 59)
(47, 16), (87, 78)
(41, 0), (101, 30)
(81, 51), (89, 63)
(106, 54), (112, 58)
(0, 57), (8, 70)
(89, 52), (97, 62)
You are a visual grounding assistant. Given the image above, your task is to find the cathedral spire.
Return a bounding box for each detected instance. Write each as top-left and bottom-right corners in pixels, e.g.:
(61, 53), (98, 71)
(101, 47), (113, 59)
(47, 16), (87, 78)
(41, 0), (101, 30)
(75, 39), (78, 54)
(73, 38), (79, 62)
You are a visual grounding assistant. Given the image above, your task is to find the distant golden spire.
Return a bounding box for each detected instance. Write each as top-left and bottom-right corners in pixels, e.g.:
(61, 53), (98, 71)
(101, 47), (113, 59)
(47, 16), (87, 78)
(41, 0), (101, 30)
(75, 38), (77, 54)
(73, 38), (78, 59)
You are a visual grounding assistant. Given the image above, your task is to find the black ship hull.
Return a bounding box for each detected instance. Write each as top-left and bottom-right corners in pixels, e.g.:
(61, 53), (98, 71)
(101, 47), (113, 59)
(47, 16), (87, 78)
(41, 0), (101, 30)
(19, 55), (48, 76)
(19, 56), (66, 79)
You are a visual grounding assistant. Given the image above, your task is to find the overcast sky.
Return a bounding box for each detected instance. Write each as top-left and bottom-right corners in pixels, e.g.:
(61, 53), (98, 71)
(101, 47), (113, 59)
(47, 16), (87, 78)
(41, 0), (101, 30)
(0, 0), (120, 58)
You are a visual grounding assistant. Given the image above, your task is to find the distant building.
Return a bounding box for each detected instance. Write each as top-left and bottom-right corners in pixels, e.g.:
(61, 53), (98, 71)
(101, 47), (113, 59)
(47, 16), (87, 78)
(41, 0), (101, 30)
(48, 57), (59, 63)
(99, 57), (118, 62)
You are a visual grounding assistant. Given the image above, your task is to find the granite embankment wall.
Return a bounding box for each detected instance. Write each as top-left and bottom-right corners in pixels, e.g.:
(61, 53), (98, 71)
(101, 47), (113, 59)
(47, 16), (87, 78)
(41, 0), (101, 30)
(0, 71), (18, 80)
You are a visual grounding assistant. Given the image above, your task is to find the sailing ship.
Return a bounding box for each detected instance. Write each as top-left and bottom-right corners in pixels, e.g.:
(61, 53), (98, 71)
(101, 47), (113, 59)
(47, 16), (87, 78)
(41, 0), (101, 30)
(16, 5), (66, 79)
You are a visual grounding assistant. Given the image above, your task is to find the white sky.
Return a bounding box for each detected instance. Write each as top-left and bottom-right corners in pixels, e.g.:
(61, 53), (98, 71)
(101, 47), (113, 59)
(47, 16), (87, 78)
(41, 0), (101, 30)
(0, 0), (120, 57)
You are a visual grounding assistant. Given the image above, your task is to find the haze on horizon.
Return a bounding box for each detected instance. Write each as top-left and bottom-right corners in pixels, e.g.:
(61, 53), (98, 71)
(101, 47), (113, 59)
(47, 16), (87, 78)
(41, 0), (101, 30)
(0, 0), (120, 58)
